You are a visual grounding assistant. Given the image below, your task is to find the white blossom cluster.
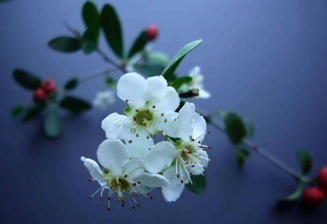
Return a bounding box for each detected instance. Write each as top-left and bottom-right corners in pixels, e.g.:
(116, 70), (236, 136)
(81, 72), (210, 210)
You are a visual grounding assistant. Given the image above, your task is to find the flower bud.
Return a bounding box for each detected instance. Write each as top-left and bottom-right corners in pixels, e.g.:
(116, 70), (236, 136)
(41, 79), (56, 94)
(146, 25), (158, 41)
(318, 166), (327, 193)
(302, 187), (325, 207)
(33, 88), (47, 103)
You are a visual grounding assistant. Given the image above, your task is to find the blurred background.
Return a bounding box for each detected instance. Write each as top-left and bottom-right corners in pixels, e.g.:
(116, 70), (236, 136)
(1, 0), (327, 223)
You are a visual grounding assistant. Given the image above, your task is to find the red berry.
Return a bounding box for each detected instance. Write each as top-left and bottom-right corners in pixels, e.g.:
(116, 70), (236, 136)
(318, 166), (327, 193)
(33, 88), (47, 103)
(146, 25), (158, 41)
(302, 187), (325, 207)
(41, 79), (56, 94)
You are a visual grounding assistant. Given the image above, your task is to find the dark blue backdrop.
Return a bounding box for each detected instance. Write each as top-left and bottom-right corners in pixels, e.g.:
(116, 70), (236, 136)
(1, 0), (327, 223)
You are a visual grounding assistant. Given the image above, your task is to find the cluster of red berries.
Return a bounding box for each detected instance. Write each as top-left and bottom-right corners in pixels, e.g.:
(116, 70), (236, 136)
(302, 166), (327, 207)
(33, 79), (56, 104)
(146, 25), (158, 41)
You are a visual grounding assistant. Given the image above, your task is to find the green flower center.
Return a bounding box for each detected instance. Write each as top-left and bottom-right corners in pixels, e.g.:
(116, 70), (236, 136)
(135, 110), (154, 127)
(181, 145), (195, 161)
(110, 178), (131, 191)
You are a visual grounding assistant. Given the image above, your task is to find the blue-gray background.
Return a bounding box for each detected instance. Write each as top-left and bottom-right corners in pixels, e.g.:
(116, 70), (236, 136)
(1, 0), (327, 223)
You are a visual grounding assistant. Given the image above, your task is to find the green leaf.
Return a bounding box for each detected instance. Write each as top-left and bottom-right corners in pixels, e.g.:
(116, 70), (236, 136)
(22, 104), (45, 123)
(12, 105), (25, 118)
(161, 39), (202, 82)
(172, 76), (192, 90)
(278, 182), (304, 202)
(178, 89), (199, 98)
(127, 31), (148, 59)
(144, 52), (169, 66)
(105, 77), (116, 88)
(134, 63), (166, 77)
(296, 149), (312, 174)
(81, 29), (97, 54)
(12, 69), (42, 90)
(59, 96), (92, 113)
(222, 112), (247, 145)
(44, 108), (62, 138)
(236, 147), (251, 168)
(82, 1), (99, 38)
(48, 36), (81, 53)
(186, 175), (206, 194)
(100, 4), (124, 58)
(64, 78), (79, 90)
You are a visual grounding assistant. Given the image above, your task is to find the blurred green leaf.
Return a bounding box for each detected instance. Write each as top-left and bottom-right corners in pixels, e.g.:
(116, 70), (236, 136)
(105, 77), (116, 88)
(186, 175), (206, 194)
(246, 120), (255, 138)
(172, 76), (192, 90)
(64, 78), (79, 90)
(13, 69), (42, 90)
(178, 89), (199, 98)
(222, 112), (247, 145)
(82, 1), (99, 38)
(22, 104), (45, 123)
(162, 39), (202, 82)
(144, 52), (169, 66)
(59, 96), (91, 113)
(44, 108), (62, 138)
(134, 63), (165, 77)
(100, 4), (124, 58)
(236, 147), (250, 168)
(296, 149), (312, 174)
(127, 31), (148, 59)
(81, 29), (97, 54)
(278, 182), (304, 202)
(12, 105), (25, 118)
(48, 36), (81, 53)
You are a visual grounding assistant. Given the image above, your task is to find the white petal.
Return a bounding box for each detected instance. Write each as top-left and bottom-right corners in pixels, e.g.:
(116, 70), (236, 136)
(189, 150), (209, 175)
(143, 141), (178, 174)
(198, 88), (210, 99)
(80, 157), (105, 182)
(155, 112), (179, 137)
(177, 102), (195, 140)
(122, 159), (144, 179)
(192, 113), (207, 142)
(101, 113), (132, 140)
(125, 134), (154, 159)
(144, 76), (167, 103)
(97, 139), (128, 174)
(161, 167), (185, 202)
(117, 72), (146, 108)
(155, 86), (180, 113)
(189, 66), (200, 77)
(136, 173), (168, 188)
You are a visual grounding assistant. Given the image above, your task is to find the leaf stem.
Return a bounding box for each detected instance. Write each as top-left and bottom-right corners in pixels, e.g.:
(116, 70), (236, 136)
(79, 67), (119, 83)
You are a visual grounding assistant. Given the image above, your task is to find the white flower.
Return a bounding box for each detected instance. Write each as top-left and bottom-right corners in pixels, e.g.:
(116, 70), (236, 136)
(81, 139), (167, 210)
(93, 90), (115, 110)
(179, 66), (210, 99)
(102, 72), (180, 141)
(143, 102), (210, 202)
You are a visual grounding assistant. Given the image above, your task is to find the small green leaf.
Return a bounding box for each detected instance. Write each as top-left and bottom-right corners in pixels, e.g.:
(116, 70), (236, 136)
(296, 149), (312, 174)
(59, 96), (92, 113)
(222, 112), (247, 145)
(82, 1), (99, 38)
(12, 105), (25, 118)
(22, 104), (45, 123)
(128, 31), (148, 59)
(134, 63), (166, 77)
(64, 78), (79, 90)
(44, 108), (62, 138)
(278, 182), (304, 202)
(105, 77), (116, 88)
(48, 36), (81, 53)
(172, 76), (192, 90)
(236, 147), (250, 168)
(178, 89), (199, 98)
(144, 52), (169, 66)
(186, 175), (206, 194)
(100, 4), (124, 58)
(81, 29), (97, 54)
(162, 39), (202, 82)
(12, 69), (42, 90)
